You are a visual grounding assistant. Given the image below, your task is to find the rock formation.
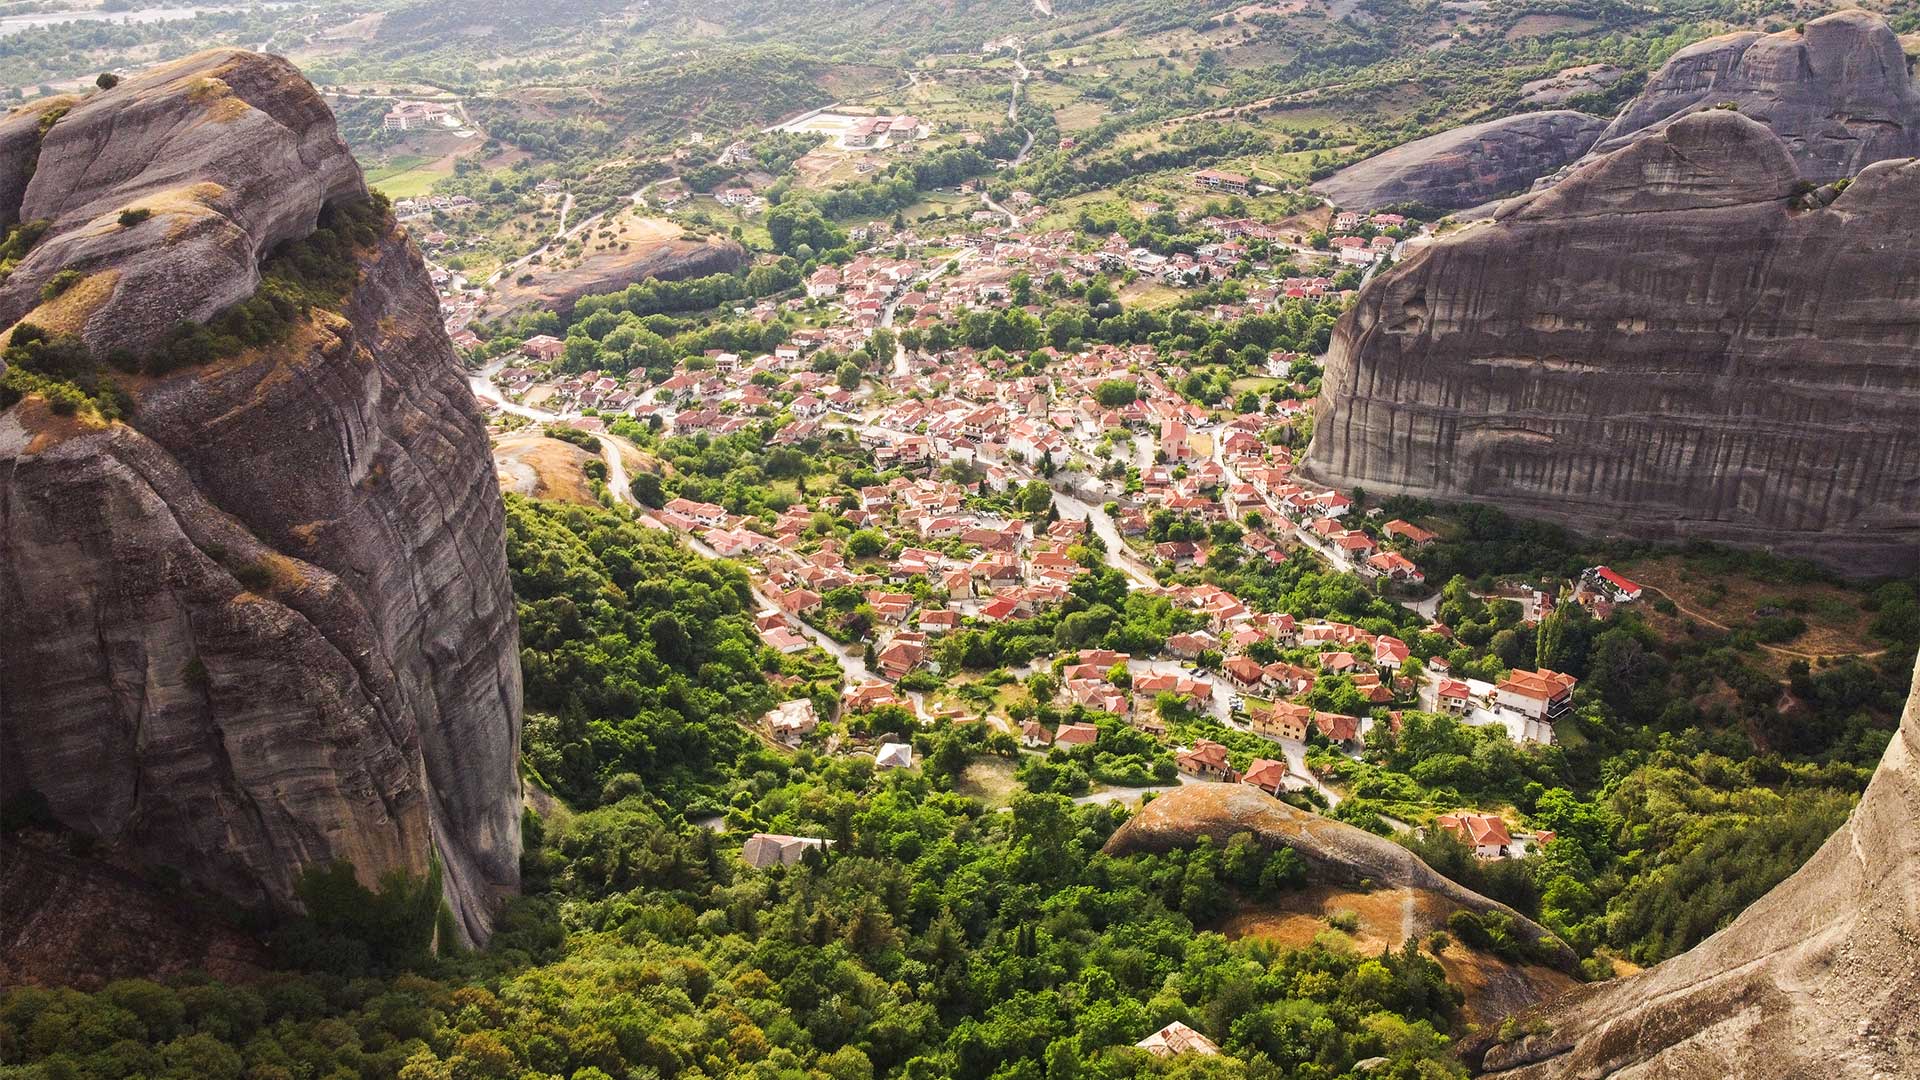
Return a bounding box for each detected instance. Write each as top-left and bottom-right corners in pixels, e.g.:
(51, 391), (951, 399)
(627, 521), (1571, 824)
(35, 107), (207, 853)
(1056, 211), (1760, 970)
(1545, 10), (1920, 187)
(1312, 110), (1606, 211)
(1302, 110), (1920, 573)
(1103, 783), (1575, 970)
(1469, 650), (1920, 1078)
(0, 51), (522, 945)
(482, 228), (747, 320)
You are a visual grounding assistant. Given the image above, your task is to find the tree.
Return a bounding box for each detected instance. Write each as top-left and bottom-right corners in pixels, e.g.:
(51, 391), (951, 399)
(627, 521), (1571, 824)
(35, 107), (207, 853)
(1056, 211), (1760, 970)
(95, 72), (119, 90)
(836, 361), (863, 391)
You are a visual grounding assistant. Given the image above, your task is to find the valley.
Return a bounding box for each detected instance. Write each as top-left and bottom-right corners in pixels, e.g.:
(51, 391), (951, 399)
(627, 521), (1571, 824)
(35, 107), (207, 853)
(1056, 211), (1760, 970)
(0, 2), (1917, 1079)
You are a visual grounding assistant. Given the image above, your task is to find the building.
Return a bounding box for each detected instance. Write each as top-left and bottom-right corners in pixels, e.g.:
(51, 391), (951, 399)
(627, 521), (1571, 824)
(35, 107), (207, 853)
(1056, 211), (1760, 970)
(1136, 1021), (1221, 1057)
(763, 699), (819, 745)
(1584, 565), (1644, 602)
(383, 100), (451, 131)
(1494, 669), (1577, 722)
(741, 833), (832, 869)
(874, 742), (914, 769)
(1192, 169), (1252, 196)
(1435, 812), (1515, 859)
(1054, 722), (1099, 747)
(1241, 757), (1290, 796)
(1177, 739), (1236, 781)
(1250, 700), (1311, 742)
(1020, 720), (1054, 748)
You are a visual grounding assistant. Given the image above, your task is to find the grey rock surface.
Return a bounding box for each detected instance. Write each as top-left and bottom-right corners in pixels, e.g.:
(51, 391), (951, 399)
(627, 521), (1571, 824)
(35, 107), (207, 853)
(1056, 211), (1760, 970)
(1313, 110), (1606, 211)
(1302, 110), (1920, 574)
(1468, 648), (1920, 1078)
(1544, 9), (1920, 186)
(0, 50), (364, 355)
(0, 51), (522, 945)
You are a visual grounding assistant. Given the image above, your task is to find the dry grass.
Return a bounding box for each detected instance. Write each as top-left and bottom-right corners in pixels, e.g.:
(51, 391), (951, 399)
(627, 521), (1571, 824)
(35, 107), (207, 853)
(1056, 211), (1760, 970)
(1615, 554), (1880, 666)
(23, 269), (119, 337)
(493, 434), (599, 505)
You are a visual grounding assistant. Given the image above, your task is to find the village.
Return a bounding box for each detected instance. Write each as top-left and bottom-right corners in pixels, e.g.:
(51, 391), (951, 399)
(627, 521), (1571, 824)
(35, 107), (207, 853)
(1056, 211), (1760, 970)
(456, 175), (1649, 862)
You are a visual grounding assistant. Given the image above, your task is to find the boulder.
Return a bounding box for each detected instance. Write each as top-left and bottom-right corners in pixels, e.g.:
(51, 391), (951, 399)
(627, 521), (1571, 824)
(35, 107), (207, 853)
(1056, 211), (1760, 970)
(1301, 110), (1920, 574)
(1542, 9), (1920, 187)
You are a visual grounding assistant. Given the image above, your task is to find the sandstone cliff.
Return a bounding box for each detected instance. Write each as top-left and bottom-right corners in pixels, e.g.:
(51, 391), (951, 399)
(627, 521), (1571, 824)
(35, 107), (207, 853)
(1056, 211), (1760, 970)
(0, 51), (522, 946)
(1544, 10), (1920, 187)
(1468, 649), (1920, 1078)
(1104, 783), (1575, 970)
(1302, 110), (1920, 573)
(1312, 111), (1606, 212)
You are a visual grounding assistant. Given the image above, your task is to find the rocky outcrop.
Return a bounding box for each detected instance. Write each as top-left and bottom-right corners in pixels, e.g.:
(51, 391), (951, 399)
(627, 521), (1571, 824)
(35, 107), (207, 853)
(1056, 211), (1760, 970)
(1545, 10), (1920, 186)
(0, 51), (522, 946)
(1469, 650), (1920, 1078)
(1103, 783), (1575, 970)
(1313, 110), (1606, 211)
(483, 229), (747, 319)
(1301, 110), (1920, 573)
(0, 51), (365, 354)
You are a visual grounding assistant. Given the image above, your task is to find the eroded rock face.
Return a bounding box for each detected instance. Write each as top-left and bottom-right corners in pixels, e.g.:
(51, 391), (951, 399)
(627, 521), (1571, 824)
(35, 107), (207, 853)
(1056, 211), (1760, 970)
(0, 51), (521, 945)
(1103, 782), (1575, 970)
(0, 51), (364, 354)
(1547, 10), (1920, 186)
(1312, 111), (1606, 211)
(1468, 651), (1920, 1078)
(1301, 110), (1920, 573)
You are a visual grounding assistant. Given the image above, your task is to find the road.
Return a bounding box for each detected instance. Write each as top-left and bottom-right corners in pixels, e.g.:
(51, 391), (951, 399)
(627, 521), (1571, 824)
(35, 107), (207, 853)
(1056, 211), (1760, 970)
(879, 295), (911, 377)
(602, 433), (878, 684)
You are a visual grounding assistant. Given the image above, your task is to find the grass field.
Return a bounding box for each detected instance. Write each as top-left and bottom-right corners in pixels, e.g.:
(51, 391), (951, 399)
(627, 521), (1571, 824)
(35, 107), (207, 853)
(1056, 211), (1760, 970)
(362, 155), (451, 198)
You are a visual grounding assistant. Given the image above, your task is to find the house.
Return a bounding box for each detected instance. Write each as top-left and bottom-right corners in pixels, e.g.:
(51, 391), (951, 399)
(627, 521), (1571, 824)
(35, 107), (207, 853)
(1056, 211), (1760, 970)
(1584, 565), (1644, 603)
(741, 833), (832, 869)
(763, 699), (819, 745)
(520, 334), (566, 362)
(763, 627), (811, 654)
(1313, 710), (1362, 748)
(1373, 635), (1410, 671)
(1020, 720), (1054, 748)
(1136, 1021), (1221, 1057)
(1494, 669), (1577, 723)
(1383, 519), (1438, 545)
(1437, 679), (1473, 714)
(874, 742), (914, 769)
(1435, 812), (1515, 859)
(1054, 722), (1099, 747)
(843, 681), (901, 713)
(1250, 700), (1311, 742)
(1366, 551), (1425, 584)
(1241, 757), (1291, 796)
(1224, 654), (1268, 690)
(1177, 739), (1236, 781)
(876, 637), (927, 680)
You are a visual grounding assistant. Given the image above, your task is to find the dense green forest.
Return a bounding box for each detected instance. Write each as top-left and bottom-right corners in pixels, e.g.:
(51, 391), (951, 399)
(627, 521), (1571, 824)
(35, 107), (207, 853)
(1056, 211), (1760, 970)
(3, 482), (1912, 1078)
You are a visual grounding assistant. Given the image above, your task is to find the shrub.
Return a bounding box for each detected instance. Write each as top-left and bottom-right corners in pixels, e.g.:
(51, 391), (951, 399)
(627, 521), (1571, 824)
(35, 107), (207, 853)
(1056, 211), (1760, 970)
(118, 207), (152, 227)
(40, 268), (83, 301)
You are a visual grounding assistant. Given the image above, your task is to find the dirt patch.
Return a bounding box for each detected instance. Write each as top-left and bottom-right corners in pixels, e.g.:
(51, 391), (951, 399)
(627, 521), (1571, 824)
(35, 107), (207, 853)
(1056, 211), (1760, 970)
(493, 434), (599, 505)
(1218, 882), (1434, 952)
(956, 757), (1022, 808)
(1615, 554), (1881, 667)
